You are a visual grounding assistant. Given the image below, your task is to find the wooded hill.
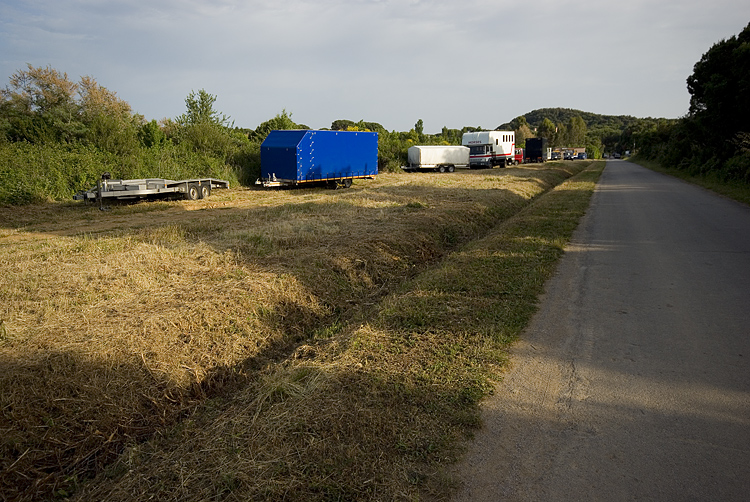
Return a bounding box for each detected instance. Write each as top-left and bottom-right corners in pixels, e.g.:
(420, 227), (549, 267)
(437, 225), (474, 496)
(497, 107), (678, 156)
(500, 107), (659, 132)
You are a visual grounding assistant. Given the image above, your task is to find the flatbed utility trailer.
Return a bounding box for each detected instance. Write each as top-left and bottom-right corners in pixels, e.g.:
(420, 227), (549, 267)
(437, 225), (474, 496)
(73, 176), (229, 202)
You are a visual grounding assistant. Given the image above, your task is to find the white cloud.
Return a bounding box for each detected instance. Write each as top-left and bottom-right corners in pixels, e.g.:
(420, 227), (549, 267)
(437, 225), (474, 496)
(1, 0), (748, 131)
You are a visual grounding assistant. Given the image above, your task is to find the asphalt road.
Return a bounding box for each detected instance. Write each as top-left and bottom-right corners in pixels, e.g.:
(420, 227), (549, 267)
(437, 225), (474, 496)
(453, 160), (750, 501)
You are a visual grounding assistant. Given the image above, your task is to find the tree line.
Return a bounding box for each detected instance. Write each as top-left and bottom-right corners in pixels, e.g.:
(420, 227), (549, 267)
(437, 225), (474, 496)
(0, 68), (497, 206)
(0, 65), (491, 205)
(8, 32), (743, 207)
(0, 66), (257, 204)
(499, 108), (679, 160)
(0, 64), (656, 207)
(634, 22), (750, 183)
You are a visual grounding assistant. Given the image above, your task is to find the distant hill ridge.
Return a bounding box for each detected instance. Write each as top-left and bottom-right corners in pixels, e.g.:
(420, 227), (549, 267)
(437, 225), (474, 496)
(497, 107), (666, 131)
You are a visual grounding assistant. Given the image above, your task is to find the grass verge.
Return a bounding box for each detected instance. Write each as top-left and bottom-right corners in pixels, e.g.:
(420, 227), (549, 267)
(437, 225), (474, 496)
(630, 156), (750, 206)
(0, 162), (603, 501)
(69, 161), (604, 501)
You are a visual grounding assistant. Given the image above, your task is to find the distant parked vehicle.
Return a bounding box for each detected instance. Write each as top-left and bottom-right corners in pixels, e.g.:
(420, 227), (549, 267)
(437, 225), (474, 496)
(577, 152), (587, 160)
(564, 151), (574, 160)
(403, 145), (469, 172)
(462, 131), (516, 168)
(551, 152), (562, 160)
(524, 138), (549, 163)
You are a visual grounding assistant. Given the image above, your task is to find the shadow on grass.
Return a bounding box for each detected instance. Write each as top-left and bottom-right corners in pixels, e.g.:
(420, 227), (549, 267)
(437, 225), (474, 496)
(0, 165), (592, 500)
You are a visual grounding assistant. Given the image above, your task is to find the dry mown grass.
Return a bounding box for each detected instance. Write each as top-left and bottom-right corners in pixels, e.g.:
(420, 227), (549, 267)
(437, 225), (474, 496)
(0, 164), (599, 501)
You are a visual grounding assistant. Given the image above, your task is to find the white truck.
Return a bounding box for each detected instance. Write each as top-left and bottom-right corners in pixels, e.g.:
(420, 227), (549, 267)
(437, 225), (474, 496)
(461, 130), (516, 168)
(403, 145), (470, 172)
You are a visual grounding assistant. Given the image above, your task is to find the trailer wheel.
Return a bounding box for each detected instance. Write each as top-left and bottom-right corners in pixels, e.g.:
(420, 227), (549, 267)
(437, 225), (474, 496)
(438, 165), (446, 173)
(185, 183), (200, 200)
(200, 183), (211, 199)
(448, 165), (455, 173)
(342, 178), (352, 188)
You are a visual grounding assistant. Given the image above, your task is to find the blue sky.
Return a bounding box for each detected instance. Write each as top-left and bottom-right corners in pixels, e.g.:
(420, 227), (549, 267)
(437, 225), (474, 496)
(1, 0), (748, 132)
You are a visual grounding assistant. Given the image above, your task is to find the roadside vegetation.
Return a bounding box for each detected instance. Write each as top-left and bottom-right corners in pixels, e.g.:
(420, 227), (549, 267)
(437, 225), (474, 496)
(629, 157), (750, 206)
(1, 63), (656, 208)
(0, 65), (489, 205)
(0, 161), (603, 501)
(633, 22), (750, 186)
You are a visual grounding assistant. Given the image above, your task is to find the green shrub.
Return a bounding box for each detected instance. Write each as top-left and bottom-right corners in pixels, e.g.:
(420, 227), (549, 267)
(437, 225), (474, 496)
(0, 143), (102, 203)
(723, 152), (750, 183)
(0, 141), (242, 205)
(230, 141), (261, 185)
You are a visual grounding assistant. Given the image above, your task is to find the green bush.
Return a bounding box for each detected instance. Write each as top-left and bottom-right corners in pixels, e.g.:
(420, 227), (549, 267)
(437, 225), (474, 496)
(230, 140), (261, 185)
(0, 143), (102, 203)
(723, 152), (750, 183)
(0, 141), (243, 205)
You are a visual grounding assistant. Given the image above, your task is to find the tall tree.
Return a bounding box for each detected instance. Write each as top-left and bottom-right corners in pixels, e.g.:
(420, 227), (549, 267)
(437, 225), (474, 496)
(78, 76), (132, 120)
(0, 64), (82, 142)
(331, 119), (356, 131)
(568, 115), (587, 147)
(686, 21), (750, 148)
(537, 118), (556, 142)
(177, 89), (231, 127)
(511, 116), (534, 147)
(172, 89), (237, 157)
(553, 122), (567, 148)
(78, 75), (139, 154)
(250, 110), (306, 142)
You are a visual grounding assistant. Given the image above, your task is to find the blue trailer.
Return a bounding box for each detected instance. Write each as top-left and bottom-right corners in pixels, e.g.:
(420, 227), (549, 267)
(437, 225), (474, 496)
(258, 129), (378, 188)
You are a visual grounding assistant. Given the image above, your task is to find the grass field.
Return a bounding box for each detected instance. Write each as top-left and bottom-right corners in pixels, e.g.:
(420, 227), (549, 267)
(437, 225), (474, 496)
(0, 161), (604, 501)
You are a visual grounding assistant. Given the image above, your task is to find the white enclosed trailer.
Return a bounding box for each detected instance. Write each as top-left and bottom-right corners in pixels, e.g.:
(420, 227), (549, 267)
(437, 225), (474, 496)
(461, 131), (516, 168)
(404, 145), (470, 172)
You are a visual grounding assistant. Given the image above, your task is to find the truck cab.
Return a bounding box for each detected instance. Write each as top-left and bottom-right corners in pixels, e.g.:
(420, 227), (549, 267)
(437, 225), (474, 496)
(462, 131), (515, 168)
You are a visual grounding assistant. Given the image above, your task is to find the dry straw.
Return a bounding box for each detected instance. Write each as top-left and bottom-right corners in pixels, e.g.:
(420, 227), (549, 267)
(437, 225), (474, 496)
(0, 164), (597, 501)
